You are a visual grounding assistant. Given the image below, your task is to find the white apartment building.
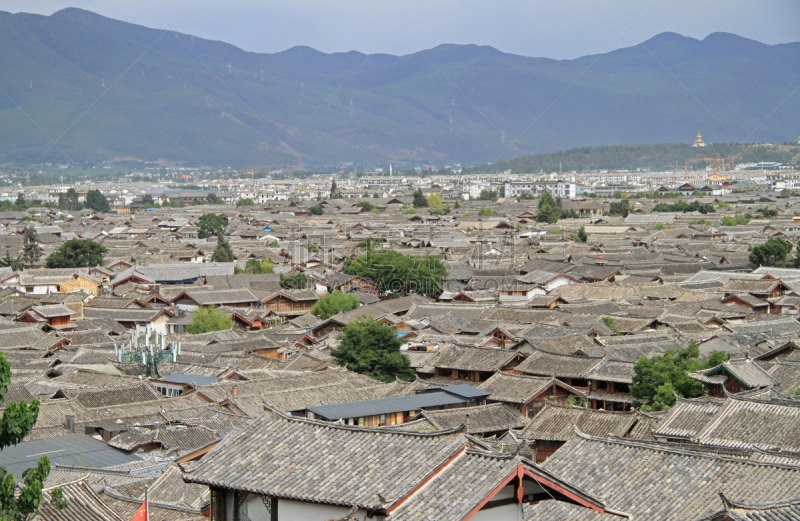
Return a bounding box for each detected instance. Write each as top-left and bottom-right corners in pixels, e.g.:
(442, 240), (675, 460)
(503, 181), (576, 199)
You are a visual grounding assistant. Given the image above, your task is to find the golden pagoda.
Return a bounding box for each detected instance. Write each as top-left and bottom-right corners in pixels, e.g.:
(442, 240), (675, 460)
(692, 131), (706, 147)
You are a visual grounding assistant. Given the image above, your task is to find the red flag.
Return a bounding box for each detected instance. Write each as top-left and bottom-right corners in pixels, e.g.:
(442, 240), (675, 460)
(130, 499), (147, 521)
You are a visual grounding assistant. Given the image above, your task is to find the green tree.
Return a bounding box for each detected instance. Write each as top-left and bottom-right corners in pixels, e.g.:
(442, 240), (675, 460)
(428, 194), (443, 208)
(602, 316), (620, 334)
(781, 188), (793, 198)
(236, 258), (274, 274)
(412, 188), (429, 208)
(343, 250), (446, 299)
(749, 237), (794, 266)
(478, 207), (496, 216)
(308, 205), (324, 215)
(187, 306), (233, 334)
(608, 199), (631, 217)
(355, 201), (375, 212)
(58, 188), (81, 212)
(15, 193), (25, 208)
(0, 352), (67, 519)
(198, 213), (228, 239)
(311, 292), (361, 320)
(236, 198), (254, 207)
(330, 179), (338, 198)
(0, 252), (24, 272)
(478, 189), (498, 201)
(571, 226), (588, 242)
(45, 239), (107, 268)
(21, 225), (40, 266)
(85, 189), (110, 213)
(211, 233), (234, 263)
(536, 192), (561, 223)
(206, 193), (221, 204)
(331, 317), (415, 382)
(453, 200), (461, 209)
(280, 272), (308, 290)
(631, 342), (728, 411)
(142, 194), (155, 207)
(653, 223), (666, 231)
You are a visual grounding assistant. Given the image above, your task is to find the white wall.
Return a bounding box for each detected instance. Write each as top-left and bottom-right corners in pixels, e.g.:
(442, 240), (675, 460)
(277, 499), (373, 521)
(472, 503), (520, 521)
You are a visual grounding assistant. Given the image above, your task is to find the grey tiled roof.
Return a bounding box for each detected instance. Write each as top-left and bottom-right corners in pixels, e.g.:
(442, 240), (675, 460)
(543, 432), (800, 520)
(184, 415), (467, 510)
(519, 403), (639, 441)
(420, 403), (527, 434)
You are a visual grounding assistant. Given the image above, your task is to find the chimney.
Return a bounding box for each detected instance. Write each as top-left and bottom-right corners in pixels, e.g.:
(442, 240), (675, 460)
(65, 415), (75, 434)
(464, 412), (470, 434)
(232, 386), (238, 396)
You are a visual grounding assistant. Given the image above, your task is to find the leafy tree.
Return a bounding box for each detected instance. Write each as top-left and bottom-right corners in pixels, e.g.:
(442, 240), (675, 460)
(85, 189), (110, 213)
(403, 208), (418, 215)
(280, 272), (308, 290)
(721, 213), (752, 226)
(478, 207), (496, 216)
(187, 306), (233, 334)
(311, 292), (360, 320)
(15, 193), (25, 207)
(235, 258), (274, 274)
(308, 205), (324, 215)
(453, 200), (461, 209)
(573, 226), (588, 242)
(0, 252), (24, 272)
(653, 223), (666, 231)
(21, 225), (40, 266)
(57, 188), (81, 212)
(781, 188), (793, 198)
(412, 189), (429, 208)
(602, 316), (620, 334)
(478, 189), (498, 201)
(537, 192), (561, 223)
(211, 233), (235, 262)
(330, 179), (338, 198)
(758, 207), (779, 218)
(307, 244), (320, 253)
(427, 194), (443, 208)
(359, 238), (383, 251)
(45, 239), (107, 268)
(331, 317), (414, 382)
(198, 213), (227, 239)
(749, 237), (794, 266)
(355, 201), (375, 212)
(142, 194), (155, 206)
(608, 199), (631, 217)
(631, 342), (729, 411)
(652, 200), (715, 214)
(343, 250), (446, 299)
(0, 352), (67, 519)
(236, 198), (254, 207)
(206, 193), (221, 204)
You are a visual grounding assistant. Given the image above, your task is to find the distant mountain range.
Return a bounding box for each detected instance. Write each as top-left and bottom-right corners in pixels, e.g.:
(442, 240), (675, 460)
(1, 8), (798, 168)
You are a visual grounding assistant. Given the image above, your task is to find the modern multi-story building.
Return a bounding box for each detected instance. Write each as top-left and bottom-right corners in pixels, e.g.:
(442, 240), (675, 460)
(503, 180), (576, 199)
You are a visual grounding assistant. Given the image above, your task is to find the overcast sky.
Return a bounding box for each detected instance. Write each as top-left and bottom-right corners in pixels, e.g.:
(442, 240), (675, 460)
(2, 0), (800, 58)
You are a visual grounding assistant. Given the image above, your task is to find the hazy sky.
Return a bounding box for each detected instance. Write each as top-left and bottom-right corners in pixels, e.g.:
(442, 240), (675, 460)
(2, 0), (800, 58)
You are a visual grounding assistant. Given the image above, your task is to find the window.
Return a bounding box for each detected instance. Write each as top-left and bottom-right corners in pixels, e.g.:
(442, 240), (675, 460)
(379, 414), (386, 426)
(595, 381), (608, 391)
